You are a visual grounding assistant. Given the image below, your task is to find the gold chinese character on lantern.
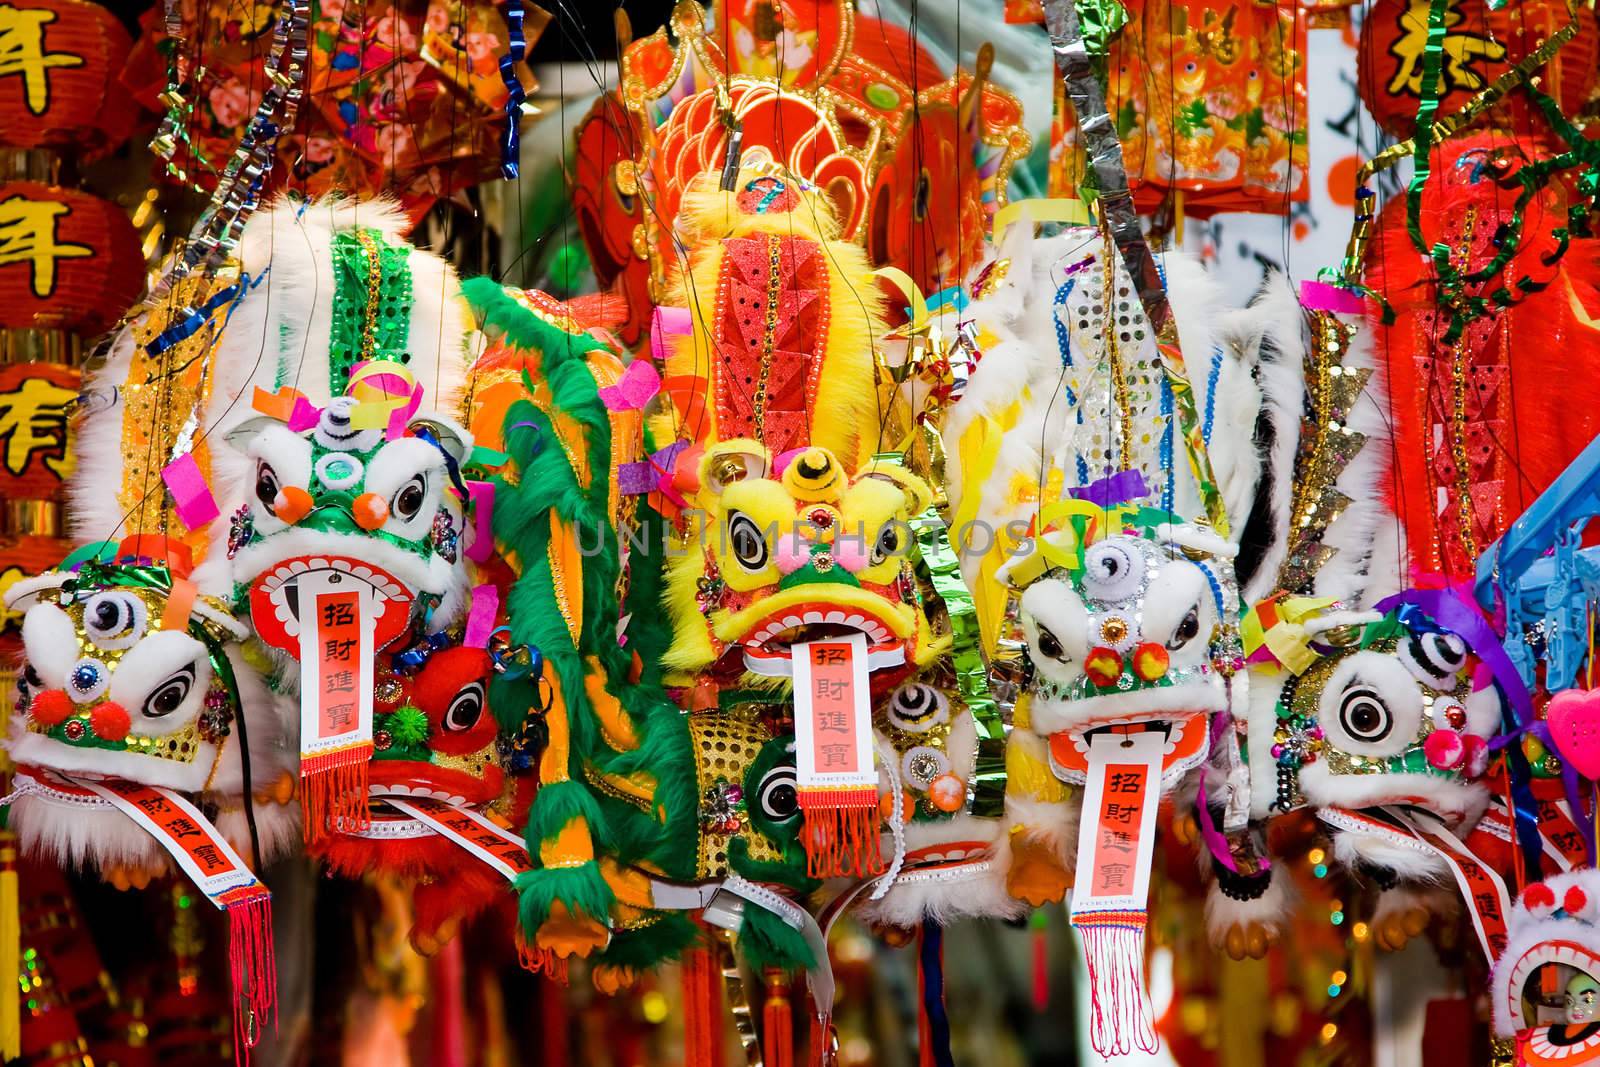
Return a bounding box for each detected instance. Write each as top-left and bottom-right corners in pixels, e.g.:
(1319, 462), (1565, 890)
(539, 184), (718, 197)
(1386, 0), (1507, 96)
(0, 374), (74, 478)
(0, 5), (84, 115)
(0, 194), (91, 298)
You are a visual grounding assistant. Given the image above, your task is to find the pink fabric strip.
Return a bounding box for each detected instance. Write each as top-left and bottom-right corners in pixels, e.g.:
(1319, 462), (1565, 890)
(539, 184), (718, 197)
(162, 452), (221, 528)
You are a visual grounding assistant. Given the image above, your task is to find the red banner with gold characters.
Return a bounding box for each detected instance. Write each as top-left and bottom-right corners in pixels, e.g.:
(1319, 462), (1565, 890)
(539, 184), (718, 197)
(0, 181), (143, 335)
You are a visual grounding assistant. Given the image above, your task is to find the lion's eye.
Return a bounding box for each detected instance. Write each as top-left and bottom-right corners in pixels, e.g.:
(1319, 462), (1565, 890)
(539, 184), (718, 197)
(144, 667), (196, 718)
(728, 513), (768, 571)
(1338, 686), (1392, 743)
(443, 683), (486, 732)
(392, 475), (427, 520)
(758, 766), (799, 821)
(1036, 626), (1066, 661)
(871, 524), (902, 565)
(1168, 607), (1201, 650)
(255, 463), (280, 509)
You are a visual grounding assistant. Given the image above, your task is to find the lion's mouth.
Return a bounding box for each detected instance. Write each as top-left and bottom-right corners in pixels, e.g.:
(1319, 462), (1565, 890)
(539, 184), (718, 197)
(739, 610), (907, 677)
(248, 555), (413, 654)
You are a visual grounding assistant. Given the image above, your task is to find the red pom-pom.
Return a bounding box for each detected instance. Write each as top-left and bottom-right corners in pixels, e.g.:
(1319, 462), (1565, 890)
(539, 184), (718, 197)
(90, 701), (131, 742)
(1523, 883), (1556, 915)
(28, 689), (72, 727)
(1566, 885), (1590, 916)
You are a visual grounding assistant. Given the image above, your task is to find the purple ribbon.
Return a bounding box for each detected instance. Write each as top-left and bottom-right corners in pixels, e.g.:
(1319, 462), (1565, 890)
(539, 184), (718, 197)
(1068, 469), (1150, 508)
(617, 440), (689, 496)
(1375, 589), (1562, 867)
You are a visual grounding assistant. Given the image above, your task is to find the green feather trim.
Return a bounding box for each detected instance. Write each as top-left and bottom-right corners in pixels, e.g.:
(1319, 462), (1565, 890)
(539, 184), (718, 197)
(738, 901), (815, 973)
(600, 703), (699, 880)
(597, 912), (701, 972)
(524, 780), (615, 853)
(513, 862), (615, 932)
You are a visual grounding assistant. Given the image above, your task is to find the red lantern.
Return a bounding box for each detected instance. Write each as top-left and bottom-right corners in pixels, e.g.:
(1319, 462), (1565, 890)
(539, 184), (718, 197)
(1359, 0), (1600, 140)
(0, 362), (76, 500)
(0, 0), (139, 159)
(0, 182), (143, 335)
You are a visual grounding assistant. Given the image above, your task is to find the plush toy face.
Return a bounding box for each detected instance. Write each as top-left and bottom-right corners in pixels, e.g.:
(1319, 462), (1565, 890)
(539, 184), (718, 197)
(687, 711), (809, 887)
(227, 400), (470, 654)
(7, 571), (246, 794)
(1271, 616), (1497, 824)
(670, 443), (937, 691)
(370, 641), (503, 807)
(1495, 872), (1600, 1039)
(1017, 532), (1231, 785)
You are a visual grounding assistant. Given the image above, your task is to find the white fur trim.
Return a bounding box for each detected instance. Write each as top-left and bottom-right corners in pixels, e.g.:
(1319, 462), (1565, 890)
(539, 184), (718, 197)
(1204, 864), (1296, 948)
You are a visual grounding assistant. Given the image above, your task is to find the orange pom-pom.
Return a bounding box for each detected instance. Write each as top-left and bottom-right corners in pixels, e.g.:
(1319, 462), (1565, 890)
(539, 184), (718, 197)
(928, 774), (965, 812)
(273, 485), (313, 524)
(352, 492), (390, 530)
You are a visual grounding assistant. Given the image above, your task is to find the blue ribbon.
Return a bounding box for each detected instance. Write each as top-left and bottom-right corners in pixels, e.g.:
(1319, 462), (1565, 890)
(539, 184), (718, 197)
(413, 426), (471, 499)
(918, 922), (955, 1067)
(499, 0), (528, 180)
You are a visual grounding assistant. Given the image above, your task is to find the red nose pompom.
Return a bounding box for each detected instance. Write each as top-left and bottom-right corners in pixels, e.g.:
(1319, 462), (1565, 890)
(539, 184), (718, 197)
(28, 689), (72, 728)
(90, 702), (132, 742)
(1566, 885), (1591, 917)
(1522, 882), (1556, 916)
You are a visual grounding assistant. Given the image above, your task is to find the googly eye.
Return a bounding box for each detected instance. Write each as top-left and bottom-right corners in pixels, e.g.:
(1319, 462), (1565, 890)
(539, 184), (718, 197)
(1080, 539), (1146, 603)
(901, 746), (951, 788)
(82, 591), (146, 650)
(870, 521), (907, 566)
(68, 658), (109, 703)
(143, 666), (195, 718)
(391, 475), (427, 521)
(757, 766), (799, 822)
(254, 462), (280, 510)
(443, 682), (486, 733)
(886, 683), (949, 732)
(1035, 625), (1068, 661)
(1337, 686), (1393, 744)
(727, 512), (769, 571)
(314, 452), (365, 492)
(1401, 631), (1469, 688)
(1166, 606), (1202, 651)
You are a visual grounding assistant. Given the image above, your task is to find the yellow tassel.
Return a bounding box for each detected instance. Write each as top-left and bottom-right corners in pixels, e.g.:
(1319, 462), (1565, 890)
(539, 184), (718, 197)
(1, 828), (20, 1061)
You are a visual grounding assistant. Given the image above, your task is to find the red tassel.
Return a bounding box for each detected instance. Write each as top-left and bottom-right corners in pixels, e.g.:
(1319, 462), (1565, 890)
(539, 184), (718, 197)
(1074, 915), (1158, 1057)
(799, 788), (883, 877)
(515, 928), (568, 983)
(762, 970), (793, 1067)
(299, 747), (371, 841)
(541, 961), (569, 1066)
(682, 938), (723, 1067)
(221, 889), (276, 1066)
(808, 1011), (835, 1067)
(1030, 910), (1049, 1012)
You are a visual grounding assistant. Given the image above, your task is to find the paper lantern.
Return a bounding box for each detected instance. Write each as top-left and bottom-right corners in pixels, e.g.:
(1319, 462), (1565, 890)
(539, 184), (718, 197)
(0, 0), (139, 158)
(1359, 0), (1600, 140)
(0, 182), (143, 335)
(0, 362), (75, 500)
(1046, 0), (1310, 216)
